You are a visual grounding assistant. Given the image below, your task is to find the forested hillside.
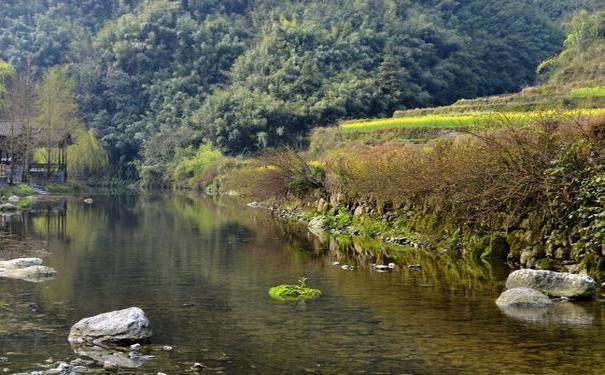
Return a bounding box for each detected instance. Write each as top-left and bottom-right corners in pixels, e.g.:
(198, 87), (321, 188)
(0, 0), (591, 182)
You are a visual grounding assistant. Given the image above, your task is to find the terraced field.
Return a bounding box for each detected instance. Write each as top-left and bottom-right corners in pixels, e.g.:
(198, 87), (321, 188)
(341, 108), (605, 133)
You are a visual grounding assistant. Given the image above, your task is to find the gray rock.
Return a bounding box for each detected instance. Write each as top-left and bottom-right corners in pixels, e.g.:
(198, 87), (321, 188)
(505, 269), (596, 298)
(0, 258), (57, 282)
(0, 203), (17, 212)
(43, 362), (72, 375)
(495, 287), (552, 307)
(68, 307), (152, 345)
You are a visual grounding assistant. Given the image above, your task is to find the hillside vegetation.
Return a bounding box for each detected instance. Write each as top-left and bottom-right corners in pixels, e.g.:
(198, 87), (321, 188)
(0, 0), (585, 182)
(198, 9), (605, 282)
(332, 10), (605, 139)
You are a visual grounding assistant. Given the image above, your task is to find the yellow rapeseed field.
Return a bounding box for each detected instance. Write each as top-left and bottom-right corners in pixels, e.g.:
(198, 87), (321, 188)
(341, 108), (605, 133)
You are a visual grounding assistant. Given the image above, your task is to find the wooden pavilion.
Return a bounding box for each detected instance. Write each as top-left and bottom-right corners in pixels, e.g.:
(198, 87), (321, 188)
(0, 120), (73, 184)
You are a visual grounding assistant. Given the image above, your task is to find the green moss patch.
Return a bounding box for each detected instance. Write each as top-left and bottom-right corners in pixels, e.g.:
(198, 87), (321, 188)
(269, 284), (322, 301)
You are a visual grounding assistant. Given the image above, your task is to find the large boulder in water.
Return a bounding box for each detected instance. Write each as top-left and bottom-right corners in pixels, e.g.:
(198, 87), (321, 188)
(68, 307), (152, 345)
(505, 269), (596, 299)
(495, 287), (552, 307)
(0, 258), (57, 282)
(0, 258), (43, 269)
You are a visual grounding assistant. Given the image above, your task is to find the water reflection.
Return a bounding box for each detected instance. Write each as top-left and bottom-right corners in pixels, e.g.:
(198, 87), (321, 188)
(0, 193), (602, 374)
(499, 301), (594, 326)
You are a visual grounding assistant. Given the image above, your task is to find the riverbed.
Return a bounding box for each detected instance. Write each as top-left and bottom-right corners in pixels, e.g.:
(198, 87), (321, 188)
(0, 193), (603, 374)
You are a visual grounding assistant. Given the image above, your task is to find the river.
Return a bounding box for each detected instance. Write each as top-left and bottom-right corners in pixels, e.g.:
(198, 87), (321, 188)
(0, 194), (603, 374)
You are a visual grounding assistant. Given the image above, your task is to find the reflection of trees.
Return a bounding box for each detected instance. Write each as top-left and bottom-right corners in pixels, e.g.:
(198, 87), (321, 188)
(323, 235), (505, 292)
(1, 194), (602, 374)
(28, 199), (109, 246)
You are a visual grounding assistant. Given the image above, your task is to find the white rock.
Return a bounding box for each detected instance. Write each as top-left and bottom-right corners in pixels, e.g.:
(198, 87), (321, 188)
(505, 269), (596, 298)
(0, 258), (43, 269)
(83, 198), (94, 204)
(68, 307), (152, 345)
(496, 287), (552, 307)
(0, 258), (56, 283)
(7, 195), (20, 203)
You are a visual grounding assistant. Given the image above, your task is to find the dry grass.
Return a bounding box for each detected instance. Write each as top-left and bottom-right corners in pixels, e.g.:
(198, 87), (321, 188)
(325, 116), (605, 230)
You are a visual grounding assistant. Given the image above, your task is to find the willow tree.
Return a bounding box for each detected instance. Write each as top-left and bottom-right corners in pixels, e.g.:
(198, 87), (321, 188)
(0, 60), (16, 183)
(33, 66), (80, 178)
(67, 128), (109, 178)
(0, 60), (13, 95)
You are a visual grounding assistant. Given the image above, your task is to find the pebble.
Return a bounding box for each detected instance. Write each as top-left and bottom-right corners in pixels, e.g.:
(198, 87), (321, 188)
(103, 361), (117, 370)
(373, 265), (390, 272)
(162, 345), (174, 351)
(130, 343), (142, 350)
(192, 362), (207, 371)
(70, 358), (94, 367)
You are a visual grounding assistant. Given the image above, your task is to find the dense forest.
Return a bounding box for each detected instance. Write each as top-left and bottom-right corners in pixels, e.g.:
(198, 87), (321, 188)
(0, 0), (597, 183)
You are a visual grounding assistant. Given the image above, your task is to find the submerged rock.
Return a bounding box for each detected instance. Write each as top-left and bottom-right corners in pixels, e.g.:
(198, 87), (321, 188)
(73, 345), (153, 369)
(495, 287), (552, 307)
(68, 307), (152, 345)
(0, 258), (57, 282)
(505, 269), (596, 299)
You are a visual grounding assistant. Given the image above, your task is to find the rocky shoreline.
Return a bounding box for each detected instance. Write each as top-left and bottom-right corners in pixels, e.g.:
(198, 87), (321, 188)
(242, 190), (605, 284)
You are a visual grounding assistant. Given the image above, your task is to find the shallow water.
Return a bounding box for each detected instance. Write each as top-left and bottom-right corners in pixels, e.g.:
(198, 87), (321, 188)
(0, 194), (604, 374)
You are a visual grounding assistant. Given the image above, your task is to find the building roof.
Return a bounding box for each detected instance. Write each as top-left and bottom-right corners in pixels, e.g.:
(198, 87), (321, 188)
(0, 121), (73, 146)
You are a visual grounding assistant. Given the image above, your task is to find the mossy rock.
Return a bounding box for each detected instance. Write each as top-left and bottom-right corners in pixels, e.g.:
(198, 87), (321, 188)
(269, 285), (322, 301)
(535, 257), (560, 270)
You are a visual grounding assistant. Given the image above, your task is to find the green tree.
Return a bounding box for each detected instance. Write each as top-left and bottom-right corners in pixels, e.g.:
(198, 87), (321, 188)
(33, 66), (81, 178)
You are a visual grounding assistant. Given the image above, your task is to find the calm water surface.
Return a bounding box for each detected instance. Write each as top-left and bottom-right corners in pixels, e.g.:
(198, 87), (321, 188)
(0, 194), (604, 374)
